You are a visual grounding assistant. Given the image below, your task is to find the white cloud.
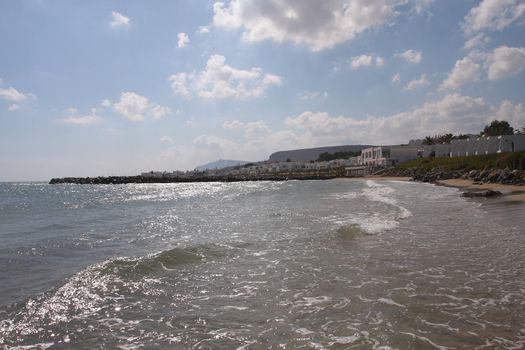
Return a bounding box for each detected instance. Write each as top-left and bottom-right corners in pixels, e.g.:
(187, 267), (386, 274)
(349, 54), (384, 69)
(8, 104), (22, 111)
(297, 91), (328, 100)
(110, 11), (130, 28)
(223, 119), (271, 138)
(493, 100), (525, 128)
(62, 108), (102, 125)
(351, 55), (373, 69)
(168, 54), (282, 99)
(463, 0), (525, 35)
(486, 46), (525, 80)
(285, 94), (524, 145)
(153, 94), (525, 170)
(397, 49), (422, 64)
(150, 105), (171, 119)
(391, 73), (401, 83)
(440, 57), (482, 91)
(412, 0), (434, 14)
(160, 136), (174, 143)
(197, 25), (211, 34)
(168, 73), (192, 99)
(403, 74), (430, 91)
(113, 92), (149, 121)
(464, 33), (490, 51)
(177, 32), (190, 48)
(193, 134), (239, 151)
(0, 87), (31, 102)
(63, 115), (101, 125)
(212, 0), (414, 51)
(111, 92), (171, 121)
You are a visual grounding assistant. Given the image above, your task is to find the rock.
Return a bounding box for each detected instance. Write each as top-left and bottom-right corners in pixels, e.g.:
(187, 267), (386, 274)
(461, 190), (503, 198)
(479, 169), (490, 178)
(468, 169), (478, 179)
(487, 170), (501, 183)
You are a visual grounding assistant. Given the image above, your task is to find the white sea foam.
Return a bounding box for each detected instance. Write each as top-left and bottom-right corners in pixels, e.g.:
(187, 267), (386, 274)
(330, 334), (360, 345)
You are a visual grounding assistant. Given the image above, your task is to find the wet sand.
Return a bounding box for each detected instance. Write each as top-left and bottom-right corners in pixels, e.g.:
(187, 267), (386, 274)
(436, 178), (525, 202)
(355, 175), (525, 203)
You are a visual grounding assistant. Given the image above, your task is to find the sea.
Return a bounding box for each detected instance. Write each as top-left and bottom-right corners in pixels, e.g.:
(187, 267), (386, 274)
(0, 179), (524, 349)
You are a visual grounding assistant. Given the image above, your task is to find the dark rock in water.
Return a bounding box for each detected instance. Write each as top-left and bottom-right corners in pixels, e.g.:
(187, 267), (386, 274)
(461, 190), (503, 198)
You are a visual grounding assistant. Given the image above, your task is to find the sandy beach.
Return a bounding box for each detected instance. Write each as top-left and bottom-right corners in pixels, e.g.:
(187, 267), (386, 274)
(436, 178), (525, 202)
(355, 175), (525, 203)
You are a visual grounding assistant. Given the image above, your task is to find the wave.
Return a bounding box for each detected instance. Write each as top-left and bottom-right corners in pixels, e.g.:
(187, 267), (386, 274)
(326, 180), (413, 235)
(101, 244), (225, 278)
(0, 243), (231, 347)
(335, 224), (365, 240)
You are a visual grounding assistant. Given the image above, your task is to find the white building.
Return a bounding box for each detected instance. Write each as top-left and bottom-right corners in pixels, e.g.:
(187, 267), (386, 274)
(361, 147), (389, 167)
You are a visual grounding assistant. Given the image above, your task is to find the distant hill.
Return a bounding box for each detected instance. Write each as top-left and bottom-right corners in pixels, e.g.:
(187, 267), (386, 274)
(269, 145), (372, 162)
(195, 159), (252, 171)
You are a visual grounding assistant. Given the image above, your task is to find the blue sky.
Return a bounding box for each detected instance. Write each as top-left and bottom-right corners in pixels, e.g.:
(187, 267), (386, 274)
(1, 0), (525, 180)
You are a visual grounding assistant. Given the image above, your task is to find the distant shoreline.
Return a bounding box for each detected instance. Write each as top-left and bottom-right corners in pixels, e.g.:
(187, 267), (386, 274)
(48, 173), (525, 203)
(48, 174), (340, 185)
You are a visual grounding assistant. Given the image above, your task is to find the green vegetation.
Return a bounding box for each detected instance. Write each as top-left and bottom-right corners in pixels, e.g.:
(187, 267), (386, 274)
(422, 133), (465, 145)
(317, 151), (360, 161)
(422, 120), (517, 146)
(482, 120), (514, 136)
(398, 151), (525, 171)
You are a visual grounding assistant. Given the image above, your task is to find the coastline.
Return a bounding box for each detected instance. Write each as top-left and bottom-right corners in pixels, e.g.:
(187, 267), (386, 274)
(435, 178), (525, 202)
(355, 175), (525, 203)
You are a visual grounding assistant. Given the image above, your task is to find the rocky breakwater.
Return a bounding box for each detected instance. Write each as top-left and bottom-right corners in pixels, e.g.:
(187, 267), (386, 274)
(383, 167), (525, 185)
(49, 174), (338, 185)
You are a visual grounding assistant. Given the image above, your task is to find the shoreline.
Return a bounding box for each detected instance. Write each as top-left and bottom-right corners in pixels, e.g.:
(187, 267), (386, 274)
(435, 178), (525, 202)
(353, 175), (525, 203)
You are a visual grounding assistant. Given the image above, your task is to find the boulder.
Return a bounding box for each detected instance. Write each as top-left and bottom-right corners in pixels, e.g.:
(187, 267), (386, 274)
(461, 190), (503, 198)
(468, 169), (478, 179)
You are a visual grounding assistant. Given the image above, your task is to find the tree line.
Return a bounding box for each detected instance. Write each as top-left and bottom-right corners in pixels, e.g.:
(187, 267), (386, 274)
(422, 120), (524, 145)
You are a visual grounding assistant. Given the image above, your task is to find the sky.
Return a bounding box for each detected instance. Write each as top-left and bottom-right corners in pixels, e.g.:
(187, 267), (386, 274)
(1, 0), (525, 181)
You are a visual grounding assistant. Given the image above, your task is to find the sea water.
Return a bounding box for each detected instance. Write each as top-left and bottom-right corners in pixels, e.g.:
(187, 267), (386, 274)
(0, 179), (524, 349)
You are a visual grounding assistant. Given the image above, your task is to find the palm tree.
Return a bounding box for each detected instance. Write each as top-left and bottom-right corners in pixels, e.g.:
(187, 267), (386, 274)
(422, 136), (435, 145)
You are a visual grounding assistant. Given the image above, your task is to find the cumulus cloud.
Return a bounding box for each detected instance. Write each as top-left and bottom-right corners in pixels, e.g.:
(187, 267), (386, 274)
(285, 94), (524, 145)
(168, 54), (282, 99)
(0, 87), (33, 102)
(157, 94), (525, 170)
(223, 119), (271, 137)
(463, 0), (525, 35)
(350, 54), (385, 69)
(177, 32), (190, 48)
(486, 46), (525, 80)
(493, 100), (525, 128)
(440, 57), (482, 91)
(111, 92), (171, 121)
(397, 49), (422, 64)
(403, 74), (430, 91)
(110, 11), (130, 28)
(212, 0), (420, 51)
